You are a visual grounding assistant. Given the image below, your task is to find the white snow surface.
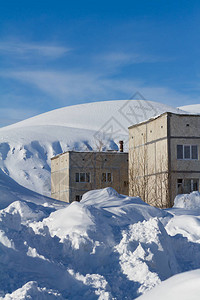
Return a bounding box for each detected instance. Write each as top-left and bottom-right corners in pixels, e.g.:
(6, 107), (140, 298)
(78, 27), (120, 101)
(0, 100), (184, 196)
(179, 104), (200, 114)
(137, 269), (200, 300)
(0, 100), (200, 299)
(1, 186), (200, 299)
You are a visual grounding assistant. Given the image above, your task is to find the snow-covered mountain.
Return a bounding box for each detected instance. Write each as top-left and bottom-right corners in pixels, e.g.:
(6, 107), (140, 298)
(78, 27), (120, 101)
(0, 100), (185, 196)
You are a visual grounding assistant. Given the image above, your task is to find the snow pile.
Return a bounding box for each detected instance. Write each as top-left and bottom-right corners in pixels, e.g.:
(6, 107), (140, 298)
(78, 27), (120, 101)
(165, 193), (200, 245)
(173, 191), (200, 209)
(3, 281), (64, 300)
(138, 269), (200, 300)
(1, 187), (200, 298)
(0, 187), (179, 299)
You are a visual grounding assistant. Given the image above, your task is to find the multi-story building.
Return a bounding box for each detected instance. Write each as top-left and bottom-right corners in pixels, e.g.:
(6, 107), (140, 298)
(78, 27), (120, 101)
(129, 112), (200, 207)
(51, 149), (128, 203)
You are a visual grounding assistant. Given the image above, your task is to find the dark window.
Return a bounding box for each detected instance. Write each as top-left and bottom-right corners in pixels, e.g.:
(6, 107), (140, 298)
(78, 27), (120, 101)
(102, 172), (112, 183)
(75, 173), (79, 182)
(177, 145), (198, 160)
(177, 179), (183, 194)
(107, 173), (112, 182)
(86, 173), (90, 182)
(75, 172), (91, 183)
(80, 173), (85, 182)
(102, 173), (106, 182)
(184, 146), (190, 159)
(177, 178), (199, 194)
(192, 145), (198, 159)
(75, 195), (82, 202)
(177, 145), (183, 159)
(193, 179), (199, 191)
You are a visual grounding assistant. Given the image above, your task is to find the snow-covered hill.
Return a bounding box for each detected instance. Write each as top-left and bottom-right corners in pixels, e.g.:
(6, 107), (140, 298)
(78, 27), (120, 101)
(0, 100), (185, 196)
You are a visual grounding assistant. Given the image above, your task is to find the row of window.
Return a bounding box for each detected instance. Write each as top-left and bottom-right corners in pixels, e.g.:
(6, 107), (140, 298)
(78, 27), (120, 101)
(177, 145), (198, 160)
(75, 172), (112, 183)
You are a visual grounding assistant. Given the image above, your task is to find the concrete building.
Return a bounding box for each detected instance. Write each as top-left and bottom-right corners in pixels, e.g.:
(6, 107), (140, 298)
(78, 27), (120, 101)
(51, 149), (128, 203)
(129, 112), (200, 208)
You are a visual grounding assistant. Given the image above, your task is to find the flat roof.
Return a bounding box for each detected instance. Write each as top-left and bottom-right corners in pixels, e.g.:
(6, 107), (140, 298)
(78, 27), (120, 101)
(128, 111), (200, 130)
(51, 150), (128, 160)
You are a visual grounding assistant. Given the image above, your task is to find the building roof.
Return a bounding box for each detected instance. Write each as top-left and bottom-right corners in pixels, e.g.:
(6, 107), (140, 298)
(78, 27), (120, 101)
(51, 150), (128, 160)
(128, 111), (200, 130)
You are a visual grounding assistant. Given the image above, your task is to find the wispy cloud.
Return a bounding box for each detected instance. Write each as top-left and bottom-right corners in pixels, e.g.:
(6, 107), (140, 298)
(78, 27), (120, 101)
(2, 69), (198, 106)
(0, 41), (70, 59)
(96, 51), (171, 70)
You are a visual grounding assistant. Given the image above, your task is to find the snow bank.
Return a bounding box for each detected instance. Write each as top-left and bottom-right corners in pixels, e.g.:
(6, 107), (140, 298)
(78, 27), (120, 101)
(137, 269), (200, 300)
(1, 186), (200, 298)
(173, 192), (200, 209)
(0, 188), (179, 299)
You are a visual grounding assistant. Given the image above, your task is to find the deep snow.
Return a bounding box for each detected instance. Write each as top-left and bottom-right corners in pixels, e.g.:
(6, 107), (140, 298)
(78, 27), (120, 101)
(1, 187), (200, 299)
(1, 100), (200, 299)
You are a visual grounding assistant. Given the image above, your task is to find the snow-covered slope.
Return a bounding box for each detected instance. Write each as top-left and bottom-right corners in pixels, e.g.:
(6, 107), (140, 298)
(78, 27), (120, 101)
(0, 100), (185, 196)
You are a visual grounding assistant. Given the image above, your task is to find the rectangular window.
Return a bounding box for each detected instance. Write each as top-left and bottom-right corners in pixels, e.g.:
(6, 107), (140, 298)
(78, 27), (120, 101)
(75, 172), (91, 183)
(75, 173), (79, 182)
(184, 146), (190, 159)
(177, 145), (183, 159)
(177, 178), (199, 194)
(177, 145), (198, 160)
(80, 173), (85, 182)
(192, 145), (198, 159)
(102, 172), (112, 183)
(75, 195), (82, 202)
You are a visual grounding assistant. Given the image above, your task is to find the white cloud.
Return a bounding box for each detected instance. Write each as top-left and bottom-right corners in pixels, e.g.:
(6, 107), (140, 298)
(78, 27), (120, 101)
(1, 70), (198, 106)
(96, 51), (171, 70)
(0, 41), (70, 59)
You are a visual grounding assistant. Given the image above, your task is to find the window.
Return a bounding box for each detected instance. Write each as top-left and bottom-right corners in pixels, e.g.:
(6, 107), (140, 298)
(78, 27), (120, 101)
(177, 145), (198, 160)
(124, 181), (129, 187)
(102, 172), (112, 183)
(75, 172), (90, 183)
(75, 195), (82, 202)
(177, 178), (199, 194)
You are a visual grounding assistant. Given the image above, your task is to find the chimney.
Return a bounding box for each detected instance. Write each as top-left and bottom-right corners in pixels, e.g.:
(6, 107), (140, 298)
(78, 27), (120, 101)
(119, 140), (124, 152)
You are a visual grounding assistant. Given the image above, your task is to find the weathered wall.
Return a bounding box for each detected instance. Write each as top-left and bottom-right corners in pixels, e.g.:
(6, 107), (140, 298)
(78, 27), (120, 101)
(129, 114), (169, 207)
(51, 151), (128, 203)
(51, 152), (70, 202)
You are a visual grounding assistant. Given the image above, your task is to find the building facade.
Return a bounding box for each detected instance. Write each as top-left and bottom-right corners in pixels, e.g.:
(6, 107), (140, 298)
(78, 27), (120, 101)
(129, 112), (200, 208)
(51, 151), (128, 203)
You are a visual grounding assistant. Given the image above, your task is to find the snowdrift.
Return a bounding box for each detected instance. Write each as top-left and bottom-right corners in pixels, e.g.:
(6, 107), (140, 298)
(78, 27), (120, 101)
(0, 187), (178, 299)
(173, 191), (200, 210)
(138, 269), (200, 300)
(1, 187), (200, 299)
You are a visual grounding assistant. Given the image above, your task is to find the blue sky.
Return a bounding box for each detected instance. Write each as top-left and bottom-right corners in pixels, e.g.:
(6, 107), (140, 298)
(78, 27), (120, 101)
(0, 0), (200, 127)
